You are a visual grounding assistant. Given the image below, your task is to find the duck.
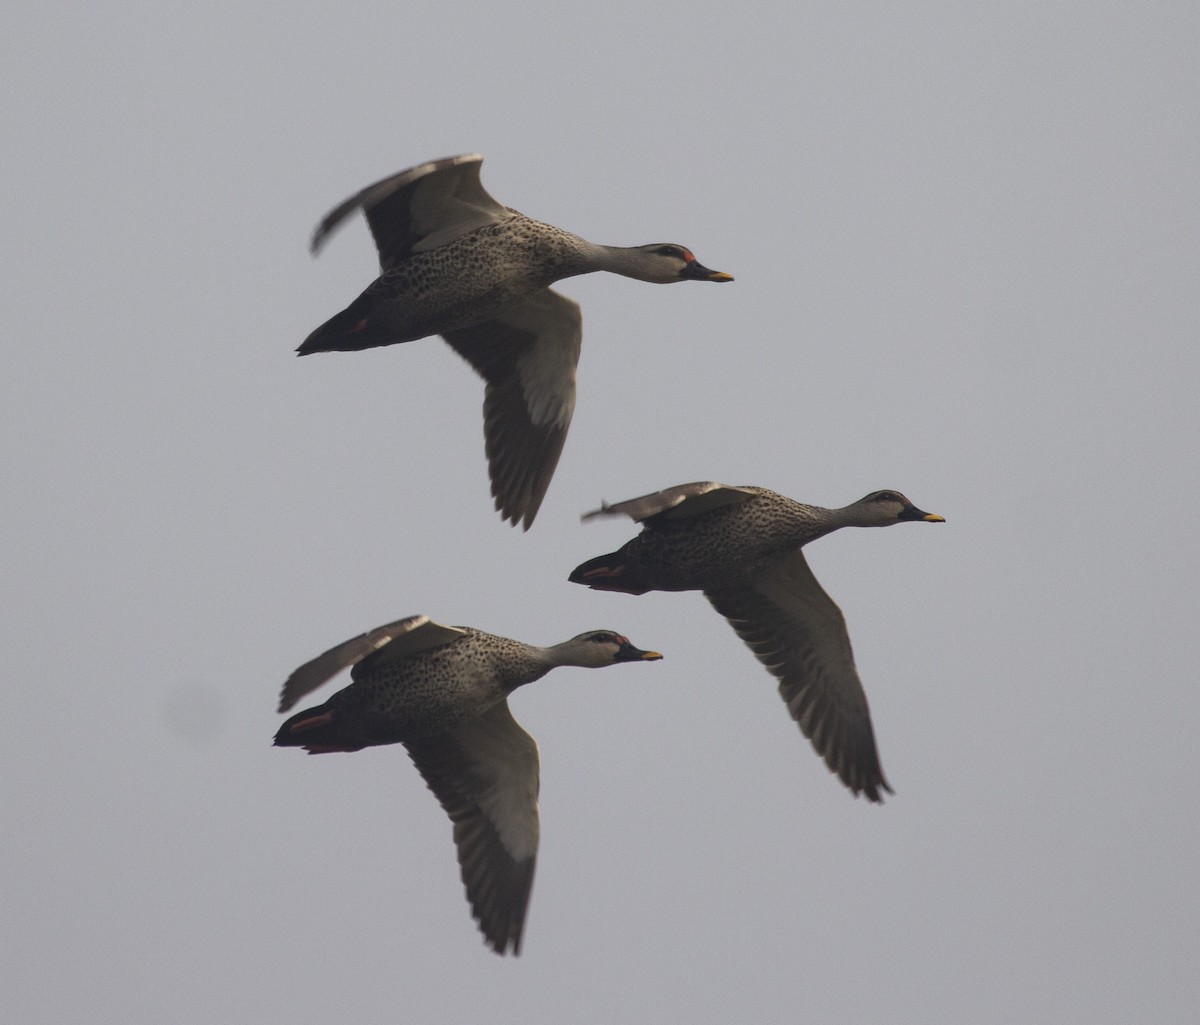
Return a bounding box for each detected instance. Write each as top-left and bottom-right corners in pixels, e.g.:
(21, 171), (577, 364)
(298, 154), (732, 529)
(274, 613), (663, 955)
(568, 483), (944, 802)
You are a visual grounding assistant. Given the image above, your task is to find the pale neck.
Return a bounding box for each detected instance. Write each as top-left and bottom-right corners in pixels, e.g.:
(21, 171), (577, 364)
(539, 639), (597, 669)
(829, 501), (891, 529)
(575, 240), (664, 281)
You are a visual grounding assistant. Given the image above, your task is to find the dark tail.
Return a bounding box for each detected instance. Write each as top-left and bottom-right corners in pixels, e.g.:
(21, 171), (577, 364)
(274, 702), (367, 753)
(568, 551), (648, 595)
(297, 292), (396, 355)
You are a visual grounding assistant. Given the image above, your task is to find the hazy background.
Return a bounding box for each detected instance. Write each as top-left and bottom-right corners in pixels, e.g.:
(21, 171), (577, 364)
(4, 3), (1197, 1022)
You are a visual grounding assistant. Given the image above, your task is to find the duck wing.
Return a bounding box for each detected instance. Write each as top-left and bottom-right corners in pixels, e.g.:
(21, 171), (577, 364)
(277, 616), (468, 712)
(703, 549), (892, 802)
(582, 481), (758, 524)
(310, 154), (511, 267)
(443, 289), (581, 529)
(404, 701), (540, 955)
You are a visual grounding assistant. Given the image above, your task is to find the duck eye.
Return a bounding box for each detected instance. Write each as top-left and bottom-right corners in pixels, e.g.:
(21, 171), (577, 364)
(592, 632), (614, 644)
(655, 246), (680, 258)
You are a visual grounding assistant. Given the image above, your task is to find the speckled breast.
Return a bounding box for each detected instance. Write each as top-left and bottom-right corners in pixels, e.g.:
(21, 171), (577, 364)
(370, 216), (583, 342)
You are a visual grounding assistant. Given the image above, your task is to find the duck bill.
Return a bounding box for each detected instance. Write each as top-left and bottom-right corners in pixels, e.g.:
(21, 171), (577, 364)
(681, 261), (733, 282)
(615, 640), (664, 662)
(899, 504), (945, 523)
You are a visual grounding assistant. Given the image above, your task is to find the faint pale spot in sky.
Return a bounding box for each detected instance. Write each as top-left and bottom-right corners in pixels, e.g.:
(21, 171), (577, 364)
(159, 681), (229, 744)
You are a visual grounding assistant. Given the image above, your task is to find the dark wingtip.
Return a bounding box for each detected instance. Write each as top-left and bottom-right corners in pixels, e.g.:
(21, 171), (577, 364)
(852, 769), (894, 804)
(492, 484), (541, 532)
(496, 502), (536, 532)
(862, 779), (894, 805)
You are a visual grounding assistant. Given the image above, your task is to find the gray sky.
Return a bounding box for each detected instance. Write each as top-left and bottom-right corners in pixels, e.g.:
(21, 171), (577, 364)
(4, 2), (1197, 1022)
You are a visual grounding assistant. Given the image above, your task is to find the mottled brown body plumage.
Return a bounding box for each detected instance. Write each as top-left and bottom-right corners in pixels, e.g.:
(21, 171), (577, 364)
(577, 487), (830, 594)
(273, 614), (662, 955)
(570, 483), (943, 802)
(297, 154), (731, 528)
(277, 624), (570, 749)
(305, 213), (595, 353)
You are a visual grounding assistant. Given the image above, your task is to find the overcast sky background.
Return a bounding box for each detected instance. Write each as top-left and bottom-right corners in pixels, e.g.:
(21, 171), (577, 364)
(4, 3), (1197, 1023)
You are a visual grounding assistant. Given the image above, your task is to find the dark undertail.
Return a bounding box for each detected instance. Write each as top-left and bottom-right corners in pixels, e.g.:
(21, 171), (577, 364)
(567, 551), (648, 595)
(274, 703), (368, 752)
(297, 293), (399, 355)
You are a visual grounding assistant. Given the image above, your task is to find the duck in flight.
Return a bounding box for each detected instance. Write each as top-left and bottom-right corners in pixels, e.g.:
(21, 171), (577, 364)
(570, 483), (943, 802)
(299, 154), (732, 529)
(274, 613), (663, 954)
